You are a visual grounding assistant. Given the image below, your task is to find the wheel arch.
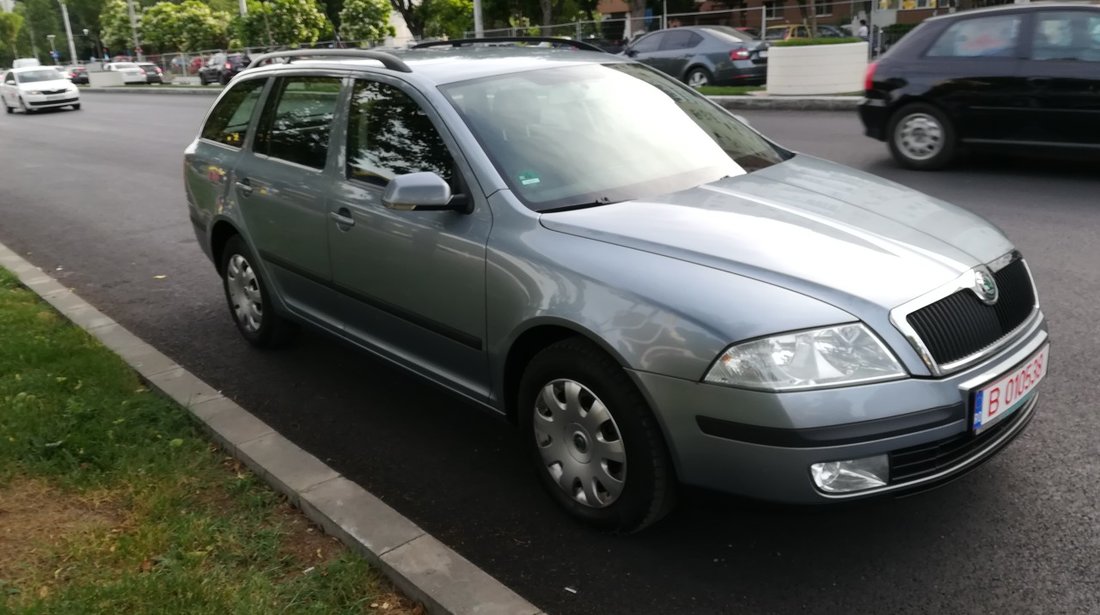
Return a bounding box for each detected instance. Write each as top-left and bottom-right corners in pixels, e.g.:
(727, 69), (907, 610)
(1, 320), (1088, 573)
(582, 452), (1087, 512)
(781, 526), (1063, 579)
(210, 218), (243, 276)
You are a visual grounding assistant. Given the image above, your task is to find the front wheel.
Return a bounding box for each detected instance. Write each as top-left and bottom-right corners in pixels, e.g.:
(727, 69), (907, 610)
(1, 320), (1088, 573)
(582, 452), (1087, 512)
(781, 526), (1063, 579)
(19, 97), (33, 114)
(220, 236), (296, 348)
(71, 103), (81, 110)
(685, 68), (712, 89)
(888, 103), (957, 170)
(198, 74), (208, 86)
(518, 338), (676, 533)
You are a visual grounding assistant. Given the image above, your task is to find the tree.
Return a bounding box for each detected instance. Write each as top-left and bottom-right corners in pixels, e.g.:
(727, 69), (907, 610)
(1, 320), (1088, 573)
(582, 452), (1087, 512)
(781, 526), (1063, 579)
(143, 0), (229, 51)
(238, 0), (331, 47)
(338, 0), (393, 43)
(99, 0), (136, 51)
(420, 0), (470, 39)
(0, 12), (24, 60)
(387, 0), (422, 39)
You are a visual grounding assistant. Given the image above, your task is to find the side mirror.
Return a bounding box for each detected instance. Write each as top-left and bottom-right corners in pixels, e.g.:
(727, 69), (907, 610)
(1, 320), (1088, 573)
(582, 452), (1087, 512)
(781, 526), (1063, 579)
(624, 48), (638, 57)
(382, 172), (468, 213)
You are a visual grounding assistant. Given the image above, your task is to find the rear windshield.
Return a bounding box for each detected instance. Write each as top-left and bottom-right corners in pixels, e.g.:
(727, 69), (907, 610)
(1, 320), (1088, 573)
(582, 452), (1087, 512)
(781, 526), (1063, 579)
(442, 63), (788, 212)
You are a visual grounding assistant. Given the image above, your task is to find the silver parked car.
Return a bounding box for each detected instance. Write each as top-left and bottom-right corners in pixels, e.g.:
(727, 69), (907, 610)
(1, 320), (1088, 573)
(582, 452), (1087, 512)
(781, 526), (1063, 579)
(183, 43), (1048, 532)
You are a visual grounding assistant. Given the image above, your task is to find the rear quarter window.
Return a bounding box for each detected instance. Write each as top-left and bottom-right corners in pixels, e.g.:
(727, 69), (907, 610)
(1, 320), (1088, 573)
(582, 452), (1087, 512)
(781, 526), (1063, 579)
(201, 78), (266, 148)
(926, 14), (1023, 58)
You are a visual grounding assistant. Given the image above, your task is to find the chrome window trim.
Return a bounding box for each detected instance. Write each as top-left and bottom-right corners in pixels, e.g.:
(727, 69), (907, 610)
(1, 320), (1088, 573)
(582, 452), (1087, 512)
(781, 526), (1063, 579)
(889, 251), (1041, 376)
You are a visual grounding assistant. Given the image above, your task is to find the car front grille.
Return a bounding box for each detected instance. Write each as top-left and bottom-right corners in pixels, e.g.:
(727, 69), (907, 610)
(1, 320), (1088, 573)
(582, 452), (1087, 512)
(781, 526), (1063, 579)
(41, 89), (67, 95)
(29, 97), (77, 106)
(906, 259), (1035, 366)
(889, 394), (1032, 483)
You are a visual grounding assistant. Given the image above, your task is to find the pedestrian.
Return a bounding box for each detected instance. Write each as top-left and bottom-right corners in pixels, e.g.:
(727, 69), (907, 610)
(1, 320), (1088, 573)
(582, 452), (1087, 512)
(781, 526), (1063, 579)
(858, 19), (869, 40)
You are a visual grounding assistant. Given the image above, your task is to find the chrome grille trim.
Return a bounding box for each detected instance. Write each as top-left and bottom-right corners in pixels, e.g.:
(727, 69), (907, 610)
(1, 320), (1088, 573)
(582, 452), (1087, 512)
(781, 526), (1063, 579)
(889, 251), (1041, 377)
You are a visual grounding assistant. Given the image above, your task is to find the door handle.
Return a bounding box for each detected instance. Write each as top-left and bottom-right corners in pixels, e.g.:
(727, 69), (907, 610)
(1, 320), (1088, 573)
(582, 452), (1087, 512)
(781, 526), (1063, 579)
(330, 209), (355, 228)
(234, 178), (253, 196)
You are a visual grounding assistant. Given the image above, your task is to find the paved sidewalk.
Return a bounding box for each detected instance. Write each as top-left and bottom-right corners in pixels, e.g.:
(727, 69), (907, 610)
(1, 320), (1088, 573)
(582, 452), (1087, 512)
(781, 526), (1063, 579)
(0, 240), (544, 615)
(79, 85), (861, 110)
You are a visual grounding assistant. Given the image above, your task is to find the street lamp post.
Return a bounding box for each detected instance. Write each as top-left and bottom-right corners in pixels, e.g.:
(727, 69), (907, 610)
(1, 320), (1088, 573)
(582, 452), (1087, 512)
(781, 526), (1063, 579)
(58, 0), (79, 66)
(46, 34), (57, 64)
(82, 28), (104, 62)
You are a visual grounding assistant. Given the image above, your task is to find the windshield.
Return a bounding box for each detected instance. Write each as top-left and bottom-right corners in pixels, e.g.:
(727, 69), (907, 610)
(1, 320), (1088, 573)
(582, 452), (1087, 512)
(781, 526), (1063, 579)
(17, 70), (65, 83)
(441, 63), (787, 211)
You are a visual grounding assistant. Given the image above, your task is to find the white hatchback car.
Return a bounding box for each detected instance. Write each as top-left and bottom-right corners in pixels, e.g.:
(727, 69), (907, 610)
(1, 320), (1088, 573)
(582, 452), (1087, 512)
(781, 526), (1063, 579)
(104, 62), (148, 84)
(1, 67), (81, 113)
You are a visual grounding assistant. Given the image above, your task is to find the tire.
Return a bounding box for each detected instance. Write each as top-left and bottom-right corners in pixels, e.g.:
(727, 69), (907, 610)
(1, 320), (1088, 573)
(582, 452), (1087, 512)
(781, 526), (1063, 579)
(71, 103), (81, 111)
(685, 67), (712, 89)
(4, 103), (11, 114)
(19, 97), (33, 114)
(220, 235), (296, 348)
(518, 337), (676, 533)
(219, 73), (230, 86)
(887, 102), (957, 170)
(198, 74), (208, 86)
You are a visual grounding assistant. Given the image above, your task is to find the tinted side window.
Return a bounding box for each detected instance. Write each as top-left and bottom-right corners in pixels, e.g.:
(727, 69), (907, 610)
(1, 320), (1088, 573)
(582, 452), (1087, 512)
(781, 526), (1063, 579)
(254, 77), (341, 170)
(1031, 11), (1100, 62)
(927, 15), (1022, 58)
(632, 32), (665, 53)
(346, 80), (455, 187)
(200, 78), (265, 148)
(661, 30), (701, 50)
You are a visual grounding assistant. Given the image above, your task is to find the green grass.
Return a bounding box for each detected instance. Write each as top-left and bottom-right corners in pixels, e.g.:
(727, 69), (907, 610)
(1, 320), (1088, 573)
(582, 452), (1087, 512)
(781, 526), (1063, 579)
(0, 269), (419, 614)
(698, 85), (764, 96)
(771, 37), (864, 46)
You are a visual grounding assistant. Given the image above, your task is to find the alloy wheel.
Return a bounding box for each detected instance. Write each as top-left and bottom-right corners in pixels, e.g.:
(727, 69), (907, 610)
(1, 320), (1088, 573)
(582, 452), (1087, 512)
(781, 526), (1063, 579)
(895, 112), (944, 161)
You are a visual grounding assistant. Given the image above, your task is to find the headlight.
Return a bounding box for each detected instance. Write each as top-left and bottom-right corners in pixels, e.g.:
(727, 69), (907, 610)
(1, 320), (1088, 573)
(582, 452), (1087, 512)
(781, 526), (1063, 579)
(28, 90), (44, 95)
(704, 323), (905, 391)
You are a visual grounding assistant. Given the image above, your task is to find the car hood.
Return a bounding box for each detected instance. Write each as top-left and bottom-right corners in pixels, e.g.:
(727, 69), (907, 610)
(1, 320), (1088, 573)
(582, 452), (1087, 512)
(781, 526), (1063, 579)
(539, 155), (1013, 310)
(18, 79), (72, 90)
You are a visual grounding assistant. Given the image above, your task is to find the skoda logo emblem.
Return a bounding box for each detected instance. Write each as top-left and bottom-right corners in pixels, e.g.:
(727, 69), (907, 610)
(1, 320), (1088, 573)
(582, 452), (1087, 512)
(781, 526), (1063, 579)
(973, 269), (999, 305)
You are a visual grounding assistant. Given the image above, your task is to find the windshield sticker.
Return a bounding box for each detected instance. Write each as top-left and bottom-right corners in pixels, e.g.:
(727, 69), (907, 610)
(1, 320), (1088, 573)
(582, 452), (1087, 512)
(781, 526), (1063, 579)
(518, 171), (541, 186)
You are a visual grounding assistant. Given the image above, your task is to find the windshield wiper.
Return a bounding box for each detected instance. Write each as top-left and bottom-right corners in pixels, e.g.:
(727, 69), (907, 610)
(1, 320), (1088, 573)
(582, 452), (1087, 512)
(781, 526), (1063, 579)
(540, 196), (619, 213)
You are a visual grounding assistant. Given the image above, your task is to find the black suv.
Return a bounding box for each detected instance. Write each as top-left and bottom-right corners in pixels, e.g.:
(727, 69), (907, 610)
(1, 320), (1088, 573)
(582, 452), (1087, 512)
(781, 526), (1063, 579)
(198, 53), (251, 85)
(861, 3), (1100, 169)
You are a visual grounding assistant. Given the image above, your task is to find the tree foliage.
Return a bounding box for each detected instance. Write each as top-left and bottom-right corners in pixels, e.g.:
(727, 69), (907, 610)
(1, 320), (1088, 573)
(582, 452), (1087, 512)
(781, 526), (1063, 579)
(237, 0), (331, 47)
(0, 11), (24, 64)
(142, 0), (229, 51)
(99, 0), (136, 51)
(338, 0), (393, 43)
(420, 0), (470, 40)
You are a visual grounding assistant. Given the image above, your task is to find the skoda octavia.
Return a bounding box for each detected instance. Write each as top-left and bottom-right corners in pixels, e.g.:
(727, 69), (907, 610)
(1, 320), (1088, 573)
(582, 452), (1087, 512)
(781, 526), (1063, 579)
(184, 43), (1048, 531)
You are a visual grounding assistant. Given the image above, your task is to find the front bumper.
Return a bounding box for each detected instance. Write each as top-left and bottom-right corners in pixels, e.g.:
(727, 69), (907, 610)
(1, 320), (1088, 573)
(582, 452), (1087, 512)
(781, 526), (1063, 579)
(23, 93), (80, 108)
(632, 312), (1048, 503)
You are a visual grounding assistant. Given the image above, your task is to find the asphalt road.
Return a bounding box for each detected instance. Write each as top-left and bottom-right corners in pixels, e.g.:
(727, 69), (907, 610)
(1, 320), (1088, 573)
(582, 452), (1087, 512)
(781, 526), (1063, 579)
(1, 93), (1097, 615)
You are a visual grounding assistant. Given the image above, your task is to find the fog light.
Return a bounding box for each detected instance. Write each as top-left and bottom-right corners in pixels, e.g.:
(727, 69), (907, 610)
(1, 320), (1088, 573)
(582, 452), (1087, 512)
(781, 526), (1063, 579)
(810, 455), (889, 494)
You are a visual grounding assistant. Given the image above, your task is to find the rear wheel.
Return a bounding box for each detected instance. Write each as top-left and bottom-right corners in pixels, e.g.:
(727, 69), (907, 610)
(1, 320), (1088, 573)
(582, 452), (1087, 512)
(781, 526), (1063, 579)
(518, 338), (676, 533)
(220, 235), (296, 348)
(685, 67), (712, 88)
(198, 74), (208, 85)
(888, 102), (957, 170)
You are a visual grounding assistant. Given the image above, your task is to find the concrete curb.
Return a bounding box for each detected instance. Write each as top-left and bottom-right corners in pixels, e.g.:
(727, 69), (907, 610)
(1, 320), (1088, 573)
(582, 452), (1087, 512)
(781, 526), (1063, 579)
(77, 85), (860, 109)
(80, 86), (222, 95)
(710, 95), (861, 111)
(0, 241), (544, 615)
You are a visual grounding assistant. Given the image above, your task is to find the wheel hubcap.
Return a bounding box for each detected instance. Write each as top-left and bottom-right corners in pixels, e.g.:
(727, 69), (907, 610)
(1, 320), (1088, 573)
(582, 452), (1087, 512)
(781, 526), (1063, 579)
(688, 72), (708, 88)
(226, 253), (263, 333)
(533, 379), (627, 509)
(896, 113), (944, 161)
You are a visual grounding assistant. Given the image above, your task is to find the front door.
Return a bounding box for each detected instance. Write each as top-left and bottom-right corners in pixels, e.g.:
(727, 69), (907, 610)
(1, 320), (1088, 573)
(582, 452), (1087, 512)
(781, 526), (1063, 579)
(326, 78), (492, 400)
(1020, 9), (1100, 147)
(234, 75), (344, 319)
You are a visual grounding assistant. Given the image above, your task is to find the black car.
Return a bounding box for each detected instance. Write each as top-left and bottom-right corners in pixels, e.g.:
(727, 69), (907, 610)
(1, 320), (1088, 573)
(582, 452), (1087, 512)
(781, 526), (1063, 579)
(198, 53), (251, 86)
(67, 66), (88, 85)
(861, 3), (1100, 169)
(622, 25), (768, 88)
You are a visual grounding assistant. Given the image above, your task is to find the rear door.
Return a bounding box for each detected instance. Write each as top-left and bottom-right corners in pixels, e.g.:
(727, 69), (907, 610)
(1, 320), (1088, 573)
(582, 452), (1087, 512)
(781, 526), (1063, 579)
(232, 74), (344, 320)
(627, 32), (668, 74)
(919, 11), (1029, 143)
(653, 30), (705, 79)
(1020, 8), (1100, 147)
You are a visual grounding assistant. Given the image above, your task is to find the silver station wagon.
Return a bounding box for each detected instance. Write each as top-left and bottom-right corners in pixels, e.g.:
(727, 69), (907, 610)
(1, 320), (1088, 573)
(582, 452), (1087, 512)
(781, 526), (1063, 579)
(184, 41), (1049, 532)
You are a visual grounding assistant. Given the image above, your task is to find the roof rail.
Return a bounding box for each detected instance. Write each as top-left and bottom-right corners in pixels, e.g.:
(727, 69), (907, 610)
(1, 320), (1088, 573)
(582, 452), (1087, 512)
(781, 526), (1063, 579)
(412, 37), (606, 53)
(248, 48), (412, 73)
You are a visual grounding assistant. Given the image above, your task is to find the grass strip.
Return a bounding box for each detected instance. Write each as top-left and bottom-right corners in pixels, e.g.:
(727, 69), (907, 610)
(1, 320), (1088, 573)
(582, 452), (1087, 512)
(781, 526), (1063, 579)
(698, 85), (765, 96)
(0, 268), (420, 614)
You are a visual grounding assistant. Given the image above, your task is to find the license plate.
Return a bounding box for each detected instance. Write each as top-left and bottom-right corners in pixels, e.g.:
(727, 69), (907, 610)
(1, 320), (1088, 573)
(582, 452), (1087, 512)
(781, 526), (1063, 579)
(972, 344), (1048, 434)
(47, 94), (65, 100)
(759, 50), (769, 59)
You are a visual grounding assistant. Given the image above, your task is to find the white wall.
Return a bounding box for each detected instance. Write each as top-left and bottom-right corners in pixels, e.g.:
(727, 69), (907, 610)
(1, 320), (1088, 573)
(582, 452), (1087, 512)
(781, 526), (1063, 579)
(766, 42), (869, 96)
